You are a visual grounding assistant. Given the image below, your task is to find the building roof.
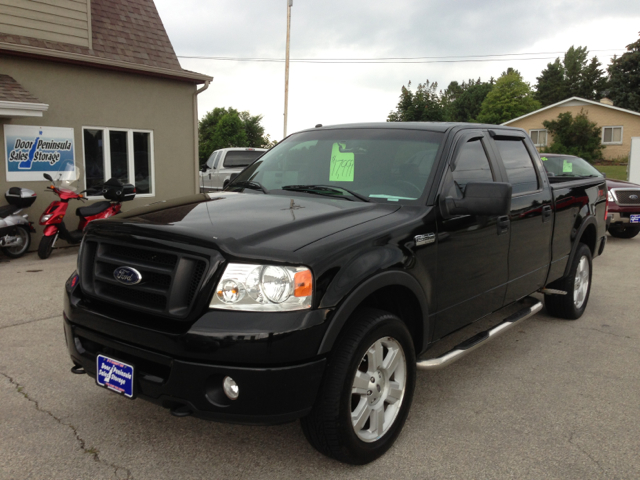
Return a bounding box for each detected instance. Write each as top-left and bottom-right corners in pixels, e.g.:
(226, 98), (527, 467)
(0, 0), (211, 84)
(502, 97), (640, 126)
(0, 74), (42, 104)
(0, 75), (49, 117)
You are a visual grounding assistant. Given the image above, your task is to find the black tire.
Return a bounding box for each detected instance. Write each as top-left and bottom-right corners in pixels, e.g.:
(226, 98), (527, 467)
(1, 225), (31, 258)
(545, 243), (592, 320)
(38, 234), (56, 259)
(609, 228), (639, 239)
(301, 308), (416, 464)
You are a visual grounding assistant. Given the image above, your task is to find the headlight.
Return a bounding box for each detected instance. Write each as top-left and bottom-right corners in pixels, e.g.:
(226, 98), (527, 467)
(607, 190), (615, 203)
(40, 214), (52, 223)
(210, 263), (312, 311)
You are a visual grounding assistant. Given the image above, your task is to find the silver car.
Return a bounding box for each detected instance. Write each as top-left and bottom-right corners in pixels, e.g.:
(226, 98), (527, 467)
(200, 147), (267, 192)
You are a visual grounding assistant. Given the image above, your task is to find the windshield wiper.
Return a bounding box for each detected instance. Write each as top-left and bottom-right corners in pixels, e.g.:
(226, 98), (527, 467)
(555, 174), (601, 178)
(228, 180), (268, 194)
(282, 185), (370, 202)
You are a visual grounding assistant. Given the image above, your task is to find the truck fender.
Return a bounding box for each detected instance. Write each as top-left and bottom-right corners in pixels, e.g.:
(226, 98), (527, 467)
(563, 216), (598, 278)
(317, 270), (430, 355)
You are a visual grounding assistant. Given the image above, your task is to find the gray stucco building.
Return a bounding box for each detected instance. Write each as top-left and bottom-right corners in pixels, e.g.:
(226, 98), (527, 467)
(1, 0), (211, 251)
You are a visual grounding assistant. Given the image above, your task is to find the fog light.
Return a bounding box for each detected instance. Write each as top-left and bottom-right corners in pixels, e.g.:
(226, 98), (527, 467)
(223, 376), (239, 400)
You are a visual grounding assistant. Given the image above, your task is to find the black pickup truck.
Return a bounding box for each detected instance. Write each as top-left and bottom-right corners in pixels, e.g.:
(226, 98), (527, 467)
(63, 123), (608, 464)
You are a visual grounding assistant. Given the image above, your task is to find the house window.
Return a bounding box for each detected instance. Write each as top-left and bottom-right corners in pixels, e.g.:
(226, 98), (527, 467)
(529, 129), (547, 147)
(83, 127), (154, 196)
(602, 126), (623, 145)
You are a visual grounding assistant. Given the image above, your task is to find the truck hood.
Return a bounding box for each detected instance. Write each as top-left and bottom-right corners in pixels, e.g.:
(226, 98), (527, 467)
(606, 178), (640, 189)
(101, 192), (400, 258)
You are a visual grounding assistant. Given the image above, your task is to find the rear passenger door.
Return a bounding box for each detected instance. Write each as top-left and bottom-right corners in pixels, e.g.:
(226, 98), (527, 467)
(488, 131), (554, 303)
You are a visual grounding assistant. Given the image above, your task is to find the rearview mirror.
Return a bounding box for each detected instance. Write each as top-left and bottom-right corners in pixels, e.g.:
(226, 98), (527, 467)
(43, 173), (53, 182)
(441, 182), (512, 218)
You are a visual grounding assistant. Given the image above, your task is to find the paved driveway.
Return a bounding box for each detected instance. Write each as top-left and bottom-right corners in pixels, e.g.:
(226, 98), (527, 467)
(1, 237), (639, 479)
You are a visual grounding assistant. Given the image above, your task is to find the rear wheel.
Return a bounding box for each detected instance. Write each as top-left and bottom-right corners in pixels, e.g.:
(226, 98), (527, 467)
(38, 234), (56, 259)
(545, 243), (592, 320)
(1, 225), (30, 258)
(609, 228), (639, 239)
(301, 309), (416, 464)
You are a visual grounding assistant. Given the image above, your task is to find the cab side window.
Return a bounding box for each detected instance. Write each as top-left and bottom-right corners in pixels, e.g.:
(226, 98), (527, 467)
(212, 152), (221, 169)
(451, 139), (494, 193)
(495, 139), (539, 195)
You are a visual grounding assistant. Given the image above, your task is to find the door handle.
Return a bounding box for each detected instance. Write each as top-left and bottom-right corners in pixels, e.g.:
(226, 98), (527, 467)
(542, 205), (552, 223)
(497, 215), (510, 235)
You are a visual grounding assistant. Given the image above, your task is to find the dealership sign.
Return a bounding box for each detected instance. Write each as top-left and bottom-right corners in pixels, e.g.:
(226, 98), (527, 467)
(4, 125), (75, 181)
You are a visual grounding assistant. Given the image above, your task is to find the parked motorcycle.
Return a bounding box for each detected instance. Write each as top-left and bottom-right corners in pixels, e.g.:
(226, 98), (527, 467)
(0, 187), (37, 258)
(38, 173), (136, 259)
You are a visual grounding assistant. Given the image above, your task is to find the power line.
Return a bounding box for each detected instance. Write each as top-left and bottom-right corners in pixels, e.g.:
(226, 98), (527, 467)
(177, 49), (624, 64)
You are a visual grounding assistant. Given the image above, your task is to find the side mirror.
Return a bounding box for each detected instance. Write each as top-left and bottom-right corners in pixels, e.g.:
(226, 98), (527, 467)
(200, 165), (209, 172)
(43, 173), (53, 182)
(441, 182), (512, 218)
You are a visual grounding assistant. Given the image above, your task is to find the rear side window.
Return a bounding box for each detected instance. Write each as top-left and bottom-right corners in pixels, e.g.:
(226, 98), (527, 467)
(495, 139), (539, 195)
(223, 151), (264, 168)
(451, 139), (494, 192)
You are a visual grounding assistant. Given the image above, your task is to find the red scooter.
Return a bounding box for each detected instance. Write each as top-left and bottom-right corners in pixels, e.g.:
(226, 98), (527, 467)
(38, 174), (136, 259)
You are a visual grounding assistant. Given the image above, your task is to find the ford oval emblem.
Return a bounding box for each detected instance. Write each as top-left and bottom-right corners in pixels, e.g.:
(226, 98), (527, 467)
(630, 194), (639, 200)
(113, 266), (142, 285)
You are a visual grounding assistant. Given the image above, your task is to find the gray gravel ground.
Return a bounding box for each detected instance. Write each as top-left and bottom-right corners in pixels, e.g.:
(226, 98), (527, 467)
(0, 236), (639, 480)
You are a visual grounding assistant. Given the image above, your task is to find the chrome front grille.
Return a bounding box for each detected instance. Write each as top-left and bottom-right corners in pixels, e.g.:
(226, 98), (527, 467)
(612, 188), (640, 206)
(79, 239), (209, 319)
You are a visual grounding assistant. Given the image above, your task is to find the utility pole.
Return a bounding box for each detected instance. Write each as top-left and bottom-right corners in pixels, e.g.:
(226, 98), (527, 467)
(283, 0), (292, 138)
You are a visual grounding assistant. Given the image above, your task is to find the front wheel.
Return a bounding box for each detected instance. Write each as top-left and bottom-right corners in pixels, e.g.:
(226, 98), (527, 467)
(609, 228), (639, 239)
(545, 243), (592, 320)
(301, 309), (416, 464)
(38, 234), (56, 259)
(1, 225), (31, 258)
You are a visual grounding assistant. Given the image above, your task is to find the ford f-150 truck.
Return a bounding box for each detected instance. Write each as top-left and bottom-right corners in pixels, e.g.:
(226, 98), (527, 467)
(63, 123), (608, 464)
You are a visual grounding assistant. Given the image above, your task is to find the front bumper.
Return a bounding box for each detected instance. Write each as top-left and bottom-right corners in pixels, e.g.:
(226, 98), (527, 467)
(608, 211), (640, 230)
(63, 277), (330, 425)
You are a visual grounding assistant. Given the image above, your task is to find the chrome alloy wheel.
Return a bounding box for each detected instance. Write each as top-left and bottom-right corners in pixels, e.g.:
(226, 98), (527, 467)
(573, 255), (590, 309)
(350, 336), (406, 442)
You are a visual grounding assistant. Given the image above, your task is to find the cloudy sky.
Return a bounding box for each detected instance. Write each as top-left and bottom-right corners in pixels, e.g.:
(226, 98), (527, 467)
(155, 0), (640, 142)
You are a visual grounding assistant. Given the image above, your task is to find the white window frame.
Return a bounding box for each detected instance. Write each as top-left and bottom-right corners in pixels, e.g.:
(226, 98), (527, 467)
(82, 126), (155, 198)
(529, 129), (548, 147)
(602, 126), (623, 145)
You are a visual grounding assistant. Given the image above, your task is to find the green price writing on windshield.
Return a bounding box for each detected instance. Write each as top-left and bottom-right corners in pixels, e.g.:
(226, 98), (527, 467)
(563, 160), (573, 173)
(330, 143), (354, 182)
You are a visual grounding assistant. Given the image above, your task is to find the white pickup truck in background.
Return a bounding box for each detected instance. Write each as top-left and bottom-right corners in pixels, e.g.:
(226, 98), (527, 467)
(199, 147), (267, 192)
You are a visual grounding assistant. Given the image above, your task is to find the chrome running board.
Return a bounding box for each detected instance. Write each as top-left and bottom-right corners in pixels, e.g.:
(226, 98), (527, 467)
(416, 297), (543, 371)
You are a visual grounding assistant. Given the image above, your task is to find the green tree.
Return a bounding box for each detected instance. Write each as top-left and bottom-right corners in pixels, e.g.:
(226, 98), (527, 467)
(535, 58), (567, 106)
(608, 34), (640, 112)
(387, 80), (444, 122)
(535, 46), (607, 106)
(198, 107), (272, 165)
(445, 78), (494, 122)
(563, 46), (589, 96)
(541, 110), (604, 162)
(476, 69), (540, 124)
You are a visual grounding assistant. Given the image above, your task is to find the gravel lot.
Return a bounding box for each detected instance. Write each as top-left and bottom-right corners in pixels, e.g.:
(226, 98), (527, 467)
(1, 236), (639, 480)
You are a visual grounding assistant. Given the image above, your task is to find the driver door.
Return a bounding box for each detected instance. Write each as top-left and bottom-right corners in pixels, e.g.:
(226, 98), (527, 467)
(432, 131), (510, 339)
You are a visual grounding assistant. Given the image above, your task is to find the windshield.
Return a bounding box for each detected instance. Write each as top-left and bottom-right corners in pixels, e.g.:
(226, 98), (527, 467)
(229, 129), (443, 203)
(223, 150), (265, 168)
(50, 162), (80, 191)
(541, 155), (603, 177)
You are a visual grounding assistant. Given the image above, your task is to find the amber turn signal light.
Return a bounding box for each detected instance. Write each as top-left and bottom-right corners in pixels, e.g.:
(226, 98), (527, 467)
(294, 270), (312, 297)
